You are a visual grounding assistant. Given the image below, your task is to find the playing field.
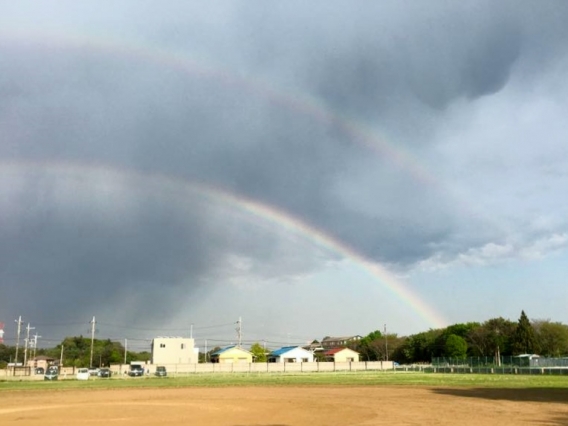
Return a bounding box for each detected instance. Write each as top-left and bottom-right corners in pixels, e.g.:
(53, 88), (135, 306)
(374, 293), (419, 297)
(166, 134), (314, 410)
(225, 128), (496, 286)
(3, 384), (568, 425)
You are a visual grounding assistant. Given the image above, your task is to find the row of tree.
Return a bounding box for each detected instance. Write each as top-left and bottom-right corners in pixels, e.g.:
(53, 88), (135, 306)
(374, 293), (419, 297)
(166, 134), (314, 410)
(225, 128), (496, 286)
(0, 336), (151, 369)
(349, 311), (568, 363)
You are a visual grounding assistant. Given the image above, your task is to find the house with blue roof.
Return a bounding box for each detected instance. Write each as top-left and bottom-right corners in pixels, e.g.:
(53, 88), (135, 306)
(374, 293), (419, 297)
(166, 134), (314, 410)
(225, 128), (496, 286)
(268, 346), (314, 363)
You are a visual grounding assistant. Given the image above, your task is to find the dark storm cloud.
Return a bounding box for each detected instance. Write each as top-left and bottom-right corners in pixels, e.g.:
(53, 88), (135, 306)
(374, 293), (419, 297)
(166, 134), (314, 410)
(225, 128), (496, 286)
(0, 172), (216, 322)
(1, 0), (568, 335)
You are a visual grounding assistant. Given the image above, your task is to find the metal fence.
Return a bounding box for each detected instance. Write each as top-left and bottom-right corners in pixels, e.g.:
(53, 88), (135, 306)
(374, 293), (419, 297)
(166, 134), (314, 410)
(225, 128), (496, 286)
(432, 356), (568, 368)
(428, 356), (568, 375)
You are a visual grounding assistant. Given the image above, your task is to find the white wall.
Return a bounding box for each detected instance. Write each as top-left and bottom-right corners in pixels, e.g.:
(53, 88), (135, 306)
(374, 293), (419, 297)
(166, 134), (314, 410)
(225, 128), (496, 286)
(152, 337), (197, 364)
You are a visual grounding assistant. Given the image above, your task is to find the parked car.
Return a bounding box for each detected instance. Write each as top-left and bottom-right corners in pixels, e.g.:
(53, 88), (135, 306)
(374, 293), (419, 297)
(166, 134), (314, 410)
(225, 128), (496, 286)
(88, 367), (100, 376)
(76, 368), (90, 380)
(98, 368), (112, 378)
(44, 367), (59, 381)
(35, 367), (45, 375)
(154, 366), (167, 377)
(128, 365), (145, 377)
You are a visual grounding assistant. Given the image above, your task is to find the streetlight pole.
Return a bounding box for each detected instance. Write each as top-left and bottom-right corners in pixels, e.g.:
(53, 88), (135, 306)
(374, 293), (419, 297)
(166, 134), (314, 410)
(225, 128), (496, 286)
(89, 316), (96, 368)
(14, 316), (23, 366)
(384, 324), (388, 362)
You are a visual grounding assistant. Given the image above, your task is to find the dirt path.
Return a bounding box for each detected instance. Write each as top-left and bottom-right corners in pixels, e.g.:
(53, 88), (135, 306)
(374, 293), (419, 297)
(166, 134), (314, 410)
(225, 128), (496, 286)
(2, 386), (568, 425)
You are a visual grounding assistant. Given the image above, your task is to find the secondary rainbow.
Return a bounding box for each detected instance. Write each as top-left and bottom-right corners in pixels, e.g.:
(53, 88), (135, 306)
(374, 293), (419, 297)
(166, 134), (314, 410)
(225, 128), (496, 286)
(0, 30), (451, 327)
(1, 28), (501, 232)
(0, 29), (436, 185)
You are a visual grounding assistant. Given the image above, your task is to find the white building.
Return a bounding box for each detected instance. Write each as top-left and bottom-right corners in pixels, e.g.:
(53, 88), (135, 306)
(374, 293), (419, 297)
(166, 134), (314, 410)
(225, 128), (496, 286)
(151, 337), (197, 364)
(268, 346), (314, 363)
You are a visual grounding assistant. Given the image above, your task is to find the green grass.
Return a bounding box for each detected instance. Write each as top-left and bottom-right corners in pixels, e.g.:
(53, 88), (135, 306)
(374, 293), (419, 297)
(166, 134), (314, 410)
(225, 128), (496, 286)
(1, 371), (568, 392)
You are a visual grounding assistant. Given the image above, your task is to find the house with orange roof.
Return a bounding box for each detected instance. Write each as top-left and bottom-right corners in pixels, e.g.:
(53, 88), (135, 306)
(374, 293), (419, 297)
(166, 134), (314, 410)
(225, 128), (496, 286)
(324, 347), (360, 363)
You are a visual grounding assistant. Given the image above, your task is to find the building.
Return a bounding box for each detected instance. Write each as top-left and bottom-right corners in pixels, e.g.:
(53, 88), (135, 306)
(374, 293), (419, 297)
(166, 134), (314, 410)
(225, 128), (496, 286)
(321, 335), (362, 349)
(210, 345), (253, 364)
(151, 337), (197, 364)
(268, 346), (314, 363)
(514, 354), (541, 367)
(303, 340), (324, 352)
(324, 347), (360, 363)
(28, 355), (57, 371)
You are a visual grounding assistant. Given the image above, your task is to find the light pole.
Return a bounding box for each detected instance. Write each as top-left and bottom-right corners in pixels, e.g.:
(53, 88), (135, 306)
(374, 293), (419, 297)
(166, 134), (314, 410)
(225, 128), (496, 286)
(89, 316), (96, 368)
(384, 324), (388, 362)
(14, 316), (23, 366)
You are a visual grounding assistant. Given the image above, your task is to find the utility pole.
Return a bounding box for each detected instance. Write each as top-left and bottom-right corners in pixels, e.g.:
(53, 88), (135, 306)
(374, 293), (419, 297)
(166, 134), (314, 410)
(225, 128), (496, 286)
(60, 345), (64, 367)
(204, 339), (208, 363)
(23, 323), (35, 367)
(89, 316), (96, 368)
(190, 323), (193, 339)
(14, 316), (23, 366)
(32, 334), (41, 359)
(236, 317), (242, 347)
(124, 338), (128, 365)
(384, 324), (388, 362)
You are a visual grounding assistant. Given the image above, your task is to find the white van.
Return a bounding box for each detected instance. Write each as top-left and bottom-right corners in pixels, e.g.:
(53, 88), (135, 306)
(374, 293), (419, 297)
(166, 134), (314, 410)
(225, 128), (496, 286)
(76, 368), (90, 380)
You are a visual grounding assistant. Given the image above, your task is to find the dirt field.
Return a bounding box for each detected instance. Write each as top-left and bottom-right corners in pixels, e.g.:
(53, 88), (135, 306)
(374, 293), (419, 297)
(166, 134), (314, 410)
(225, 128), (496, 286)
(2, 385), (568, 425)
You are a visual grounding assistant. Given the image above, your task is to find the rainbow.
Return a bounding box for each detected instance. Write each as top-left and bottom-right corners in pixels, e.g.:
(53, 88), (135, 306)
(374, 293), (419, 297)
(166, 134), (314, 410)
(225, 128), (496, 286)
(0, 161), (448, 328)
(0, 29), (499, 232)
(0, 30), (451, 328)
(0, 29), (436, 185)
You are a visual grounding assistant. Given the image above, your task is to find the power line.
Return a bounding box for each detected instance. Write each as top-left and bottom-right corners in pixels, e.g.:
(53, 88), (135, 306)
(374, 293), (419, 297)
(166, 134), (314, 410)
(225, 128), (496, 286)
(95, 321), (236, 332)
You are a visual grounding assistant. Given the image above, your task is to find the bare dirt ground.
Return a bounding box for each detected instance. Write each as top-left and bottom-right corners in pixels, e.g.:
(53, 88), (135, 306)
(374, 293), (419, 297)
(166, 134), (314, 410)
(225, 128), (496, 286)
(2, 386), (568, 425)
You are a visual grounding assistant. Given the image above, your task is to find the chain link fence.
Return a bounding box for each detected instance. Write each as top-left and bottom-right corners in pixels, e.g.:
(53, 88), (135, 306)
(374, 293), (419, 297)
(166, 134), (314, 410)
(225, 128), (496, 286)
(428, 356), (568, 375)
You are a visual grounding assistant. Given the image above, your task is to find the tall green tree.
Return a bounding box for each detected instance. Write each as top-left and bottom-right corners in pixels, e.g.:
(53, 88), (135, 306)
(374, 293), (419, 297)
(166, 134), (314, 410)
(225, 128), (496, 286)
(434, 322), (480, 357)
(354, 330), (383, 361)
(467, 317), (516, 357)
(444, 334), (468, 358)
(533, 320), (568, 357)
(511, 311), (538, 355)
(249, 342), (268, 362)
(393, 329), (443, 363)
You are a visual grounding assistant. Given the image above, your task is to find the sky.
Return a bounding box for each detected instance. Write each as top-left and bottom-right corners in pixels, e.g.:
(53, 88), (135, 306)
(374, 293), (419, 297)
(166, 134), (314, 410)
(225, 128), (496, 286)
(1, 1), (567, 352)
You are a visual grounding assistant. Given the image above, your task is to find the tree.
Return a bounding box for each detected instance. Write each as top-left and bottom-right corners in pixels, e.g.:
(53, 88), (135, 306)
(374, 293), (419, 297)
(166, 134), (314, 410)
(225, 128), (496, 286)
(42, 336), (130, 367)
(394, 329), (443, 363)
(0, 344), (16, 368)
(467, 317), (516, 358)
(511, 311), (538, 355)
(200, 346), (221, 363)
(533, 320), (568, 357)
(354, 330), (383, 361)
(444, 334), (468, 358)
(250, 342), (268, 362)
(133, 351), (152, 363)
(433, 322), (479, 358)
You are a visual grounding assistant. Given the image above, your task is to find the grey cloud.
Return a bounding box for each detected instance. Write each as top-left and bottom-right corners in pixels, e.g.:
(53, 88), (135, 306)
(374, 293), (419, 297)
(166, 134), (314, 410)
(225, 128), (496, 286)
(1, 1), (567, 337)
(1, 173), (213, 321)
